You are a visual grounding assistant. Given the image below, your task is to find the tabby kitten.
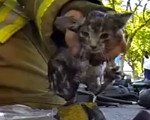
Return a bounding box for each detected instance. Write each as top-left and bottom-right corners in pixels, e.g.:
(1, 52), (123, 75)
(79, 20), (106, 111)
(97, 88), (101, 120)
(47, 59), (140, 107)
(48, 10), (131, 101)
(55, 10), (132, 61)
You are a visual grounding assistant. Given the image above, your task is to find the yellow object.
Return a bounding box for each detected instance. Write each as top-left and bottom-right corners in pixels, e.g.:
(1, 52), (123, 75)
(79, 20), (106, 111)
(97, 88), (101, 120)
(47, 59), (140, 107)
(35, 0), (69, 41)
(0, 5), (11, 22)
(0, 0), (28, 43)
(58, 103), (96, 120)
(0, 0), (70, 44)
(36, 0), (54, 34)
(0, 16), (27, 43)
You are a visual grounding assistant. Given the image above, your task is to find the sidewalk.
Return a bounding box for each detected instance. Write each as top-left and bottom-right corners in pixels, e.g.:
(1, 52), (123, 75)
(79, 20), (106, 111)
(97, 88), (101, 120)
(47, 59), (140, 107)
(100, 105), (150, 120)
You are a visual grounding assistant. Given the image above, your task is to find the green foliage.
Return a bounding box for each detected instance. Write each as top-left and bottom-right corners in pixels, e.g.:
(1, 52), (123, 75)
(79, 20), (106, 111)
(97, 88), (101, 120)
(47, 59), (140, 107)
(126, 26), (150, 75)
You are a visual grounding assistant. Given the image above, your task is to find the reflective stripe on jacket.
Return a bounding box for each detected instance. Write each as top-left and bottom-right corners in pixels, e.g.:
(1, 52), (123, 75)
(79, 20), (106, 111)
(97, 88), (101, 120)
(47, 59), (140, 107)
(0, 0), (70, 108)
(0, 0), (28, 43)
(0, 0), (70, 57)
(0, 0), (69, 44)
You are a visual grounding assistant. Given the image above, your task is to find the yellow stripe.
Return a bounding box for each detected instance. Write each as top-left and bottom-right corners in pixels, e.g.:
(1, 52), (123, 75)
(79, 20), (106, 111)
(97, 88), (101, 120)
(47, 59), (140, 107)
(36, 0), (54, 34)
(0, 16), (27, 43)
(0, 6), (11, 23)
(4, 0), (28, 19)
(0, 0), (17, 23)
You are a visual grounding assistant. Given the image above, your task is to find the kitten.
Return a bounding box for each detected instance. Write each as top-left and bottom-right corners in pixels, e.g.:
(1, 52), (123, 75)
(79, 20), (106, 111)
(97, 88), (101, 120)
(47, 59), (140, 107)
(48, 10), (131, 101)
(55, 10), (131, 62)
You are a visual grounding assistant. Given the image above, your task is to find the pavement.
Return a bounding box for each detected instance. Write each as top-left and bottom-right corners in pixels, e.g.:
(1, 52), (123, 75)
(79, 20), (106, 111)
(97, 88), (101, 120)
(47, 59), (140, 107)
(100, 105), (150, 120)
(0, 104), (149, 120)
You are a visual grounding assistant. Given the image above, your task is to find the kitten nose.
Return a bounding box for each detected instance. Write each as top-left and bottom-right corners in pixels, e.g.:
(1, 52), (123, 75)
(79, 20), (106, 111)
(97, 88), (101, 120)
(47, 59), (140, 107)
(91, 46), (96, 49)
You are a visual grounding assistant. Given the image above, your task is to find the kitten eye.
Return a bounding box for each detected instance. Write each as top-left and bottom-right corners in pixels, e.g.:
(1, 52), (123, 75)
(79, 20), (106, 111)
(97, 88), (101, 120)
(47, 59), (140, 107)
(81, 31), (89, 37)
(100, 33), (109, 39)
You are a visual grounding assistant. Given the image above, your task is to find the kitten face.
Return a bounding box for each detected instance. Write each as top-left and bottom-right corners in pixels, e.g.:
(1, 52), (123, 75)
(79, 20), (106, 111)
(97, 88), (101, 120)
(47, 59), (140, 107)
(77, 11), (131, 55)
(54, 10), (132, 60)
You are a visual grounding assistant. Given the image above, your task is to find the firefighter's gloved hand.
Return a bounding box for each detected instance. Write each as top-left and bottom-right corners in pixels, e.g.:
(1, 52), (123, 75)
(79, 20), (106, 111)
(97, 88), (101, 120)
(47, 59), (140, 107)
(57, 103), (106, 120)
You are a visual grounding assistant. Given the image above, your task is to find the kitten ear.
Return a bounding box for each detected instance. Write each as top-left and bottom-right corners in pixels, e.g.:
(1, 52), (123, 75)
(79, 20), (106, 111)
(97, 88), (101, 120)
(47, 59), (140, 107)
(54, 16), (76, 32)
(68, 18), (86, 32)
(114, 12), (132, 28)
(54, 16), (85, 32)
